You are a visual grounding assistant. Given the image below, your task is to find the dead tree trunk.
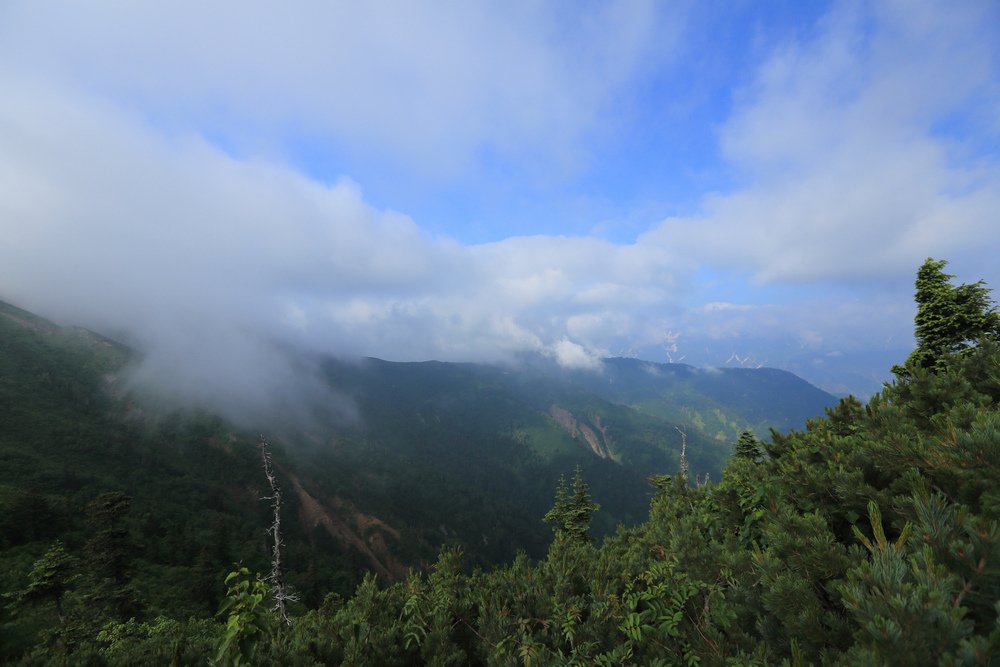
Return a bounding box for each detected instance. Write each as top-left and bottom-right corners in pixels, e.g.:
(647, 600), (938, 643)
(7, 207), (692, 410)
(675, 426), (689, 481)
(260, 435), (295, 625)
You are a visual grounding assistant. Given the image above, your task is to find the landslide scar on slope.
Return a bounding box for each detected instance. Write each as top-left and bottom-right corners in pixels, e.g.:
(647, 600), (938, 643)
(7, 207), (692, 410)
(285, 471), (407, 581)
(548, 405), (612, 459)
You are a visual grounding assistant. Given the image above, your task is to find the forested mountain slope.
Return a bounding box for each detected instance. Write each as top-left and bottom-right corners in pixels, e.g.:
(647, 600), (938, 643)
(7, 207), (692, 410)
(2, 258), (993, 665)
(203, 257), (992, 666)
(0, 296), (838, 663)
(545, 356), (836, 439)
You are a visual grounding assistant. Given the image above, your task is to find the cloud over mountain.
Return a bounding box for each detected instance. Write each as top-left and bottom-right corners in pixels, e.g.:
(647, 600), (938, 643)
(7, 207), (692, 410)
(1, 1), (997, 411)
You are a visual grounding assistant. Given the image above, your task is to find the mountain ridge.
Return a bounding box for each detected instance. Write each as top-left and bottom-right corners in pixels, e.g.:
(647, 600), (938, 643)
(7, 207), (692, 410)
(0, 298), (837, 647)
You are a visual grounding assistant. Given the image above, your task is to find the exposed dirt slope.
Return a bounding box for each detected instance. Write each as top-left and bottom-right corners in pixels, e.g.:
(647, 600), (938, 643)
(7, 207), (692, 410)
(548, 405), (612, 459)
(286, 472), (407, 581)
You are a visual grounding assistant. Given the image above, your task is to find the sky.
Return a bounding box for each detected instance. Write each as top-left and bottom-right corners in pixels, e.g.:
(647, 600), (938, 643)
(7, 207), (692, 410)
(1, 1), (999, 419)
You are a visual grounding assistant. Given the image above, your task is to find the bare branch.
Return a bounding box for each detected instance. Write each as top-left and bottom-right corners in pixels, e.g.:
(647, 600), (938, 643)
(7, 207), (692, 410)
(260, 435), (297, 625)
(675, 426), (689, 481)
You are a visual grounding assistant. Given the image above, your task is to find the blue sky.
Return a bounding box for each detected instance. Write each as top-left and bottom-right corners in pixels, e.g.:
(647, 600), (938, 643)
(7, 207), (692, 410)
(1, 1), (998, 413)
(278, 2), (829, 244)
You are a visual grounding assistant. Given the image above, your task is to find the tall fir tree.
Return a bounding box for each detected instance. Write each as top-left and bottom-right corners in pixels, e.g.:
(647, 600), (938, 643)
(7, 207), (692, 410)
(543, 466), (600, 543)
(897, 257), (999, 374)
(734, 429), (763, 461)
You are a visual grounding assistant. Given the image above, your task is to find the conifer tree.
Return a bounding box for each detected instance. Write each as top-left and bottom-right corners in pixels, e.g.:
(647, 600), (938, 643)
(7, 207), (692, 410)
(543, 466), (600, 543)
(14, 540), (77, 623)
(897, 258), (999, 374)
(734, 429), (762, 461)
(83, 491), (137, 619)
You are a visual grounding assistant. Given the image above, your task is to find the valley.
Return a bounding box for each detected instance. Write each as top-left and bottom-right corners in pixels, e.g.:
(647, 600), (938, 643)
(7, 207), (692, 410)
(0, 297), (835, 644)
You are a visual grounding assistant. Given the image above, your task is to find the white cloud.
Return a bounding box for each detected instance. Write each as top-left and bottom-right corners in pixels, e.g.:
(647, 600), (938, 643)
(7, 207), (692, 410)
(646, 0), (1000, 284)
(701, 302), (755, 313)
(1, 0), (997, 411)
(0, 2), (676, 178)
(548, 339), (605, 371)
(0, 78), (685, 416)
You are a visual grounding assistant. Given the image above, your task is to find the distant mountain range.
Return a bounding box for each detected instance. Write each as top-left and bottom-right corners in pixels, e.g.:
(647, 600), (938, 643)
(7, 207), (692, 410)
(0, 298), (837, 615)
(503, 354), (838, 438)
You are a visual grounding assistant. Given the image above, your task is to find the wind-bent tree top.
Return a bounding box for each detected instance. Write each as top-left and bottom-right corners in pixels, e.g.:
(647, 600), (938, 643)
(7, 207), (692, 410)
(899, 257), (999, 373)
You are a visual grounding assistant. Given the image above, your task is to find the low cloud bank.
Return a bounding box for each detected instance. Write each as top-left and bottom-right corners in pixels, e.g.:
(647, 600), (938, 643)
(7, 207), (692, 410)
(1, 1), (997, 413)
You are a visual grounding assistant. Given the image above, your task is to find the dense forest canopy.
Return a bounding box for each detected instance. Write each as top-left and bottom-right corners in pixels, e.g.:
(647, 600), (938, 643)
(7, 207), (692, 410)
(2, 258), (999, 665)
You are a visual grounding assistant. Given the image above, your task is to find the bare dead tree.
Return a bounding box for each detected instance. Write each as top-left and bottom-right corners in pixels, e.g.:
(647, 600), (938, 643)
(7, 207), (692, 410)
(726, 352), (766, 369)
(663, 330), (685, 363)
(260, 435), (296, 625)
(675, 426), (689, 481)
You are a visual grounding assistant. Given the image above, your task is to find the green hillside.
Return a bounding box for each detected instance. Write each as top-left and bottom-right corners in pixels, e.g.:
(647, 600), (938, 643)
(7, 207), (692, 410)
(233, 328), (996, 666)
(542, 356), (837, 441)
(0, 290), (848, 660)
(1, 259), (989, 666)
(0, 294), (842, 662)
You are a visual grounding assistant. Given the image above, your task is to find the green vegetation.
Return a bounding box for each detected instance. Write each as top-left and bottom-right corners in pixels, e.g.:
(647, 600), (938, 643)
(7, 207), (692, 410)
(550, 357), (835, 442)
(0, 295), (805, 662)
(896, 257), (1000, 374)
(542, 467), (600, 545)
(6, 259), (995, 664)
